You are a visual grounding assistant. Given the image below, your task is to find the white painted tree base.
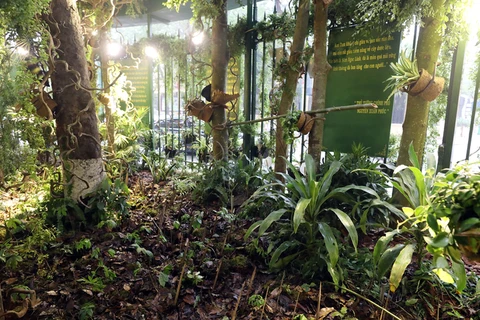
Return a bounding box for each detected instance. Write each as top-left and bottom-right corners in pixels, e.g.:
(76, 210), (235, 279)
(68, 158), (105, 201)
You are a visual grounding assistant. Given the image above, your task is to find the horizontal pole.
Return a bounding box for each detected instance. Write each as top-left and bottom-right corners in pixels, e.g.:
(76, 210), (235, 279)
(229, 103), (377, 127)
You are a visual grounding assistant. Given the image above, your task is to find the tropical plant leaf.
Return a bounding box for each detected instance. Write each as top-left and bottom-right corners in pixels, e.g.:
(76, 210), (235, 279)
(293, 198), (311, 233)
(258, 209), (288, 237)
(451, 260), (467, 292)
(377, 243), (404, 279)
(433, 268), (454, 284)
(318, 161), (342, 200)
(408, 143), (420, 169)
(389, 244), (415, 292)
(244, 220), (263, 240)
(330, 208), (358, 251)
(326, 261), (341, 286)
(269, 240), (301, 270)
(425, 232), (449, 248)
(373, 229), (400, 264)
(304, 153), (316, 182)
(318, 222), (339, 267)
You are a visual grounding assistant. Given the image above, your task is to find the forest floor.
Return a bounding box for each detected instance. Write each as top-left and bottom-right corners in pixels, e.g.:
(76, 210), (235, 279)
(0, 171), (479, 320)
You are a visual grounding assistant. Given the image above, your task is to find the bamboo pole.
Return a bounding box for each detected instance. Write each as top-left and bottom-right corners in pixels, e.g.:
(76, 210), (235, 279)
(228, 103), (377, 127)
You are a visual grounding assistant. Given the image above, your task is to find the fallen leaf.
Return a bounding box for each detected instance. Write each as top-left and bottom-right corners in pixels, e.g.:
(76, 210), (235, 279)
(82, 289), (93, 296)
(46, 291), (58, 296)
(269, 287), (282, 298)
(183, 294), (195, 305)
(318, 307), (335, 319)
(123, 284), (131, 291)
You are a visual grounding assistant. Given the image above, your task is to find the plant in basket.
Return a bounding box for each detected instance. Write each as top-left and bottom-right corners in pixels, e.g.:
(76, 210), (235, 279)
(384, 51), (445, 101)
(281, 110), (314, 144)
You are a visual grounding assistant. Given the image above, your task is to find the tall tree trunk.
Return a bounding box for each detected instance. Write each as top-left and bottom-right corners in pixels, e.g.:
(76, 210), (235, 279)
(308, 0), (331, 163)
(211, 0), (229, 160)
(396, 0), (446, 167)
(46, 0), (105, 200)
(274, 0), (311, 174)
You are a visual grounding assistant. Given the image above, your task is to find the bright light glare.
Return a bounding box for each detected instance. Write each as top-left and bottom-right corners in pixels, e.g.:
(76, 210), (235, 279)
(106, 42), (123, 57)
(191, 32), (204, 46)
(15, 46), (29, 56)
(465, 0), (480, 35)
(145, 46), (159, 59)
(92, 30), (98, 36)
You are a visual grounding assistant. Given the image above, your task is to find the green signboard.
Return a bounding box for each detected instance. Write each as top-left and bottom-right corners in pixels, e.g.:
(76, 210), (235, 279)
(323, 28), (401, 157)
(122, 59), (152, 125)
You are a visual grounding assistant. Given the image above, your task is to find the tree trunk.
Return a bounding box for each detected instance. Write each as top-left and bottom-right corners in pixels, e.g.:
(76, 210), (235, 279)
(396, 0), (446, 167)
(46, 0), (105, 200)
(308, 0), (330, 163)
(274, 0), (311, 174)
(211, 0), (229, 160)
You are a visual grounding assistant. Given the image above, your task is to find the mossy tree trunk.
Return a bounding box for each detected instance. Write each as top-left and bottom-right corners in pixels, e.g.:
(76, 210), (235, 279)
(274, 0), (311, 175)
(45, 0), (105, 200)
(308, 0), (331, 163)
(396, 0), (446, 167)
(211, 0), (229, 160)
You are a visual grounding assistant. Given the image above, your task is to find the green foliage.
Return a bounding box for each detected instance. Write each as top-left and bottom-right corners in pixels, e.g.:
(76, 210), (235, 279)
(243, 154), (391, 284)
(384, 50), (420, 101)
(248, 294), (265, 310)
(193, 156), (272, 206)
(321, 144), (402, 232)
(85, 178), (130, 225)
(142, 152), (176, 183)
(372, 144), (480, 293)
(0, 241), (23, 270)
(78, 272), (106, 292)
(254, 11), (296, 43)
(0, 0), (50, 39)
(79, 302), (95, 320)
(281, 110), (302, 145)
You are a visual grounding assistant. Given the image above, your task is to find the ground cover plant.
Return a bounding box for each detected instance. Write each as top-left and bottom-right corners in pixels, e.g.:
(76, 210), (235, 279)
(1, 147), (480, 319)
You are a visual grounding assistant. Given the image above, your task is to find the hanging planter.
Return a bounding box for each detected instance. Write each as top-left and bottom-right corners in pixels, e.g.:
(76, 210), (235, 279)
(296, 111), (314, 135)
(384, 51), (444, 102)
(282, 110), (314, 144)
(407, 68), (445, 102)
(186, 99), (213, 122)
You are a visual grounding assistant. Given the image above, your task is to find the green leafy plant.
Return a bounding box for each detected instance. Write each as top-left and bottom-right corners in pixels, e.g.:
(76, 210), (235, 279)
(248, 294), (265, 310)
(85, 178), (130, 224)
(281, 110), (302, 145)
(75, 238), (92, 251)
(141, 152), (176, 183)
(185, 270), (203, 285)
(192, 136), (212, 162)
(321, 143), (403, 233)
(78, 272), (106, 292)
(158, 265), (173, 287)
(193, 156), (271, 206)
(372, 144), (475, 294)
(164, 133), (181, 157)
(244, 154), (387, 284)
(79, 301), (95, 320)
(384, 50), (420, 100)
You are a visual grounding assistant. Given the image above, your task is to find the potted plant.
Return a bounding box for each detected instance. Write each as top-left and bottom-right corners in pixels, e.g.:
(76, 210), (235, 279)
(384, 51), (445, 101)
(192, 136), (212, 162)
(281, 110), (314, 144)
(164, 133), (181, 158)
